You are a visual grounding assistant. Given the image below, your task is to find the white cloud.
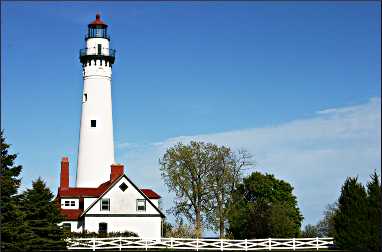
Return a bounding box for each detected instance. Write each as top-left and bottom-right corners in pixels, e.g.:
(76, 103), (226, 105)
(120, 97), (381, 230)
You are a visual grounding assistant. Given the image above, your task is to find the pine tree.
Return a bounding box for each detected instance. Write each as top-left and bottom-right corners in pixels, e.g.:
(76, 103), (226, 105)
(333, 177), (369, 250)
(0, 130), (25, 250)
(366, 172), (381, 252)
(19, 178), (67, 251)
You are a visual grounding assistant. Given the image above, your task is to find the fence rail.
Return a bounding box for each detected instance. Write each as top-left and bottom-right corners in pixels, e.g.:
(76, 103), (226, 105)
(67, 237), (334, 251)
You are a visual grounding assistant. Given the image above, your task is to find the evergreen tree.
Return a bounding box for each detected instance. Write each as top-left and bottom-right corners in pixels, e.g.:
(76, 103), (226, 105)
(19, 178), (67, 251)
(333, 177), (368, 251)
(366, 172), (381, 252)
(0, 130), (25, 250)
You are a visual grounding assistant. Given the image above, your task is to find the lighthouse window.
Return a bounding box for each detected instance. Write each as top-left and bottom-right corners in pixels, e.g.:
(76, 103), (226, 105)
(91, 120), (96, 127)
(101, 198), (110, 211)
(137, 199), (146, 211)
(83, 93), (87, 102)
(98, 44), (102, 55)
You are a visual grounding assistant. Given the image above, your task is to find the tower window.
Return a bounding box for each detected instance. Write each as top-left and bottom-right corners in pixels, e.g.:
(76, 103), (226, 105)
(91, 120), (96, 127)
(83, 93), (87, 102)
(98, 44), (102, 55)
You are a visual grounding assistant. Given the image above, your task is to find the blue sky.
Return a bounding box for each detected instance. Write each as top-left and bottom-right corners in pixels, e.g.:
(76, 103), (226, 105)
(1, 2), (381, 232)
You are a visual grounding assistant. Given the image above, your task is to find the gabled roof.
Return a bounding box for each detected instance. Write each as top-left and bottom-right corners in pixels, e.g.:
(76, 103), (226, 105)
(80, 174), (165, 218)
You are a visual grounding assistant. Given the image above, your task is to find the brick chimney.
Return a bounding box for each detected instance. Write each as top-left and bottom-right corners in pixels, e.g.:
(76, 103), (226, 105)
(60, 157), (69, 190)
(110, 164), (124, 182)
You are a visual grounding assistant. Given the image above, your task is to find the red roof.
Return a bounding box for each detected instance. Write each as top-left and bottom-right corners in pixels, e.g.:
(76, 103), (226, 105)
(141, 189), (161, 199)
(61, 209), (83, 221)
(58, 180), (160, 199)
(58, 180), (111, 198)
(89, 13), (107, 27)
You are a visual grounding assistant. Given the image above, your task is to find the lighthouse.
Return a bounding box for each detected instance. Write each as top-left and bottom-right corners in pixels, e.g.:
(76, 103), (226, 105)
(56, 14), (164, 237)
(76, 14), (116, 187)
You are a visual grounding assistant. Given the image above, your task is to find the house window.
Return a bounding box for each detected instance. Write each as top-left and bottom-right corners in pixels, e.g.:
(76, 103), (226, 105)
(137, 199), (146, 211)
(63, 223), (71, 232)
(91, 120), (96, 127)
(119, 182), (128, 192)
(101, 198), (110, 211)
(64, 201), (70, 206)
(70, 201), (75, 206)
(99, 222), (107, 234)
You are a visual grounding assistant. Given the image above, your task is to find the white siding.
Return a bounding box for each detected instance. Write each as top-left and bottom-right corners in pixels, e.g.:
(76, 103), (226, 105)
(84, 197), (97, 210)
(84, 216), (162, 239)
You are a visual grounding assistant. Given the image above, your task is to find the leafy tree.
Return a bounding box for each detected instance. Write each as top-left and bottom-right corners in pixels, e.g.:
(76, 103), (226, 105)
(366, 172), (381, 252)
(206, 147), (252, 238)
(160, 141), (252, 238)
(269, 201), (300, 238)
(162, 221), (174, 238)
(164, 220), (196, 238)
(301, 224), (319, 238)
(333, 177), (368, 251)
(227, 172), (303, 239)
(160, 141), (212, 237)
(316, 203), (337, 237)
(0, 130), (25, 250)
(18, 178), (67, 251)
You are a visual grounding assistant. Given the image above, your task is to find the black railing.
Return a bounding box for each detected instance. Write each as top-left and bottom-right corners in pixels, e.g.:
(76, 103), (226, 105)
(79, 48), (116, 58)
(85, 34), (110, 40)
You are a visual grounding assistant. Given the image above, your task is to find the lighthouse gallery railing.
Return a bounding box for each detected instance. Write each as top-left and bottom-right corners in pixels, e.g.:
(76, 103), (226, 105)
(66, 237), (334, 251)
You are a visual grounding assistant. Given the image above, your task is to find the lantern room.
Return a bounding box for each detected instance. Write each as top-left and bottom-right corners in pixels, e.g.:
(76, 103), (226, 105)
(86, 14), (109, 40)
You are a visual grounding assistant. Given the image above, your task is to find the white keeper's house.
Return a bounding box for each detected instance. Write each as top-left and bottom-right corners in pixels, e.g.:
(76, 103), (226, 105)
(55, 14), (165, 238)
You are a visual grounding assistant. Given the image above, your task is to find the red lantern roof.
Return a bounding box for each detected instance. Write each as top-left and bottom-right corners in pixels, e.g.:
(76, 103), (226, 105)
(89, 13), (107, 27)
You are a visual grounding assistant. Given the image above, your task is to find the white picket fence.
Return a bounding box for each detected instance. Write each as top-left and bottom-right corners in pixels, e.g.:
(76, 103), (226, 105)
(67, 237), (334, 251)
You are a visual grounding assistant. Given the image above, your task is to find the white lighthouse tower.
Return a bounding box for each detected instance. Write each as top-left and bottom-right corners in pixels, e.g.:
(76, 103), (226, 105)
(76, 14), (116, 187)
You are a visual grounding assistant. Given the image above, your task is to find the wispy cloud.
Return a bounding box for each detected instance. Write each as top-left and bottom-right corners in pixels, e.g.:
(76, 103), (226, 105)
(120, 97), (381, 228)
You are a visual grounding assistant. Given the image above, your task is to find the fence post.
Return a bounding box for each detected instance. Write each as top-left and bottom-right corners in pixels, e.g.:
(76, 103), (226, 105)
(245, 239), (247, 251)
(268, 238), (272, 251)
(221, 239), (223, 251)
(170, 237), (173, 249)
(92, 238), (96, 251)
(293, 238), (295, 251)
(316, 237), (319, 251)
(119, 237), (122, 251)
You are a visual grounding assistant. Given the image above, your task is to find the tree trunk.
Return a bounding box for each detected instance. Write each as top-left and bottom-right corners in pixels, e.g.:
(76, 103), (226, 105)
(219, 214), (224, 238)
(195, 209), (202, 238)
